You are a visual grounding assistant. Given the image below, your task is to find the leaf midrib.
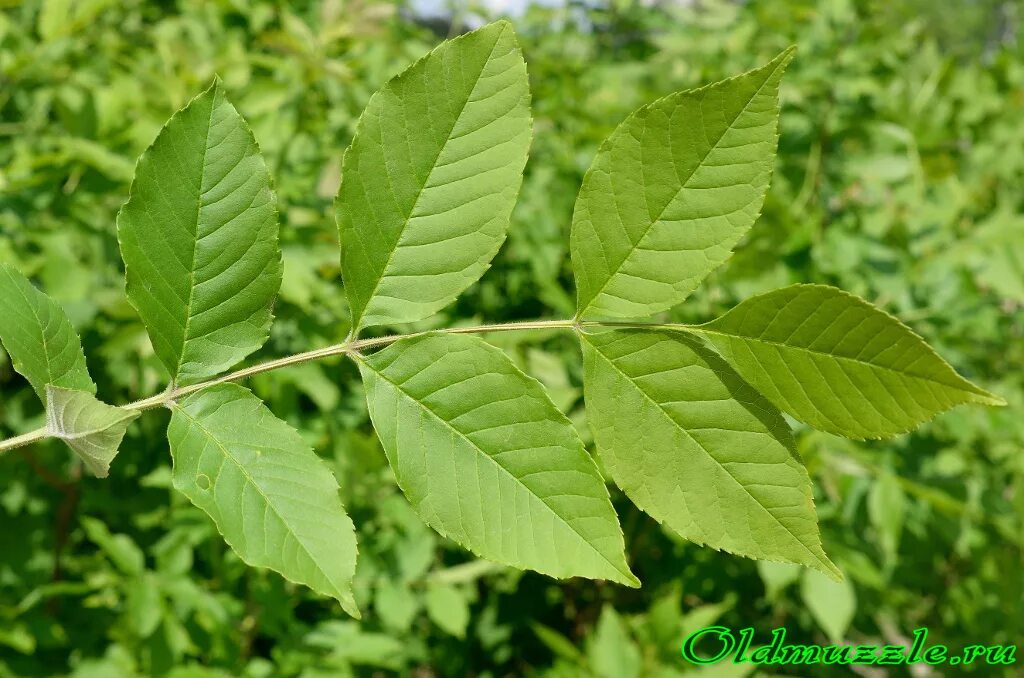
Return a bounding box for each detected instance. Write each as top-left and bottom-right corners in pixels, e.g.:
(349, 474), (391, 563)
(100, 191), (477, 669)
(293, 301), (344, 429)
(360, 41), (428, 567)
(579, 58), (786, 316)
(172, 87), (219, 384)
(359, 354), (633, 582)
(583, 333), (834, 574)
(691, 326), (990, 398)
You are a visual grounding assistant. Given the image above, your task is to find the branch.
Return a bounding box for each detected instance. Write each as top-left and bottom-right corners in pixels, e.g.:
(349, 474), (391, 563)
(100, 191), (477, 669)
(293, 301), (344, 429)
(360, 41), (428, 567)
(0, 318), (698, 455)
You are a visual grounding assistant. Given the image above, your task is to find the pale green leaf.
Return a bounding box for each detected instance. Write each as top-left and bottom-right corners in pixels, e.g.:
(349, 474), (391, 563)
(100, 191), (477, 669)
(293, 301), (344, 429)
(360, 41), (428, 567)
(694, 284), (1005, 439)
(356, 333), (638, 587)
(757, 560), (802, 601)
(167, 384), (359, 616)
(571, 49), (794, 320)
(118, 79), (281, 386)
(45, 385), (138, 478)
(80, 516), (145, 576)
(868, 472), (905, 565)
(375, 580), (418, 633)
(337, 21), (532, 332)
(580, 329), (838, 577)
(800, 568), (856, 643)
(424, 583), (470, 639)
(125, 573), (163, 639)
(588, 606), (641, 678)
(0, 264), (94, 403)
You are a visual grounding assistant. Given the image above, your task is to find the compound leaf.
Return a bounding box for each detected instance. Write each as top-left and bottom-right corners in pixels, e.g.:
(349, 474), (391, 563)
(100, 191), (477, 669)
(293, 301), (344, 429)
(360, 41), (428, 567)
(572, 49), (794, 320)
(167, 384), (359, 616)
(118, 79), (281, 386)
(695, 285), (1005, 439)
(357, 333), (638, 587)
(337, 21), (532, 332)
(45, 385), (138, 478)
(580, 329), (837, 577)
(0, 264), (94, 403)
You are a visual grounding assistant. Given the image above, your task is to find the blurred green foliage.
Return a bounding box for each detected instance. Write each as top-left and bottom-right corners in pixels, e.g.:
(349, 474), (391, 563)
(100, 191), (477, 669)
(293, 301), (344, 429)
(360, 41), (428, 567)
(0, 0), (1021, 675)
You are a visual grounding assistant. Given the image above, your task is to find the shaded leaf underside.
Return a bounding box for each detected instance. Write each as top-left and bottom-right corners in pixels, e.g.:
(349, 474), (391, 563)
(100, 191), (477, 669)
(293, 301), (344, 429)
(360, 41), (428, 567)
(46, 385), (138, 478)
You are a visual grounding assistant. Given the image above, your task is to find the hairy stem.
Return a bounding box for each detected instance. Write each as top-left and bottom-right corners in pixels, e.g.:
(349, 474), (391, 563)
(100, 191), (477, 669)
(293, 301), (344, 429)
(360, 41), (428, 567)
(0, 318), (693, 454)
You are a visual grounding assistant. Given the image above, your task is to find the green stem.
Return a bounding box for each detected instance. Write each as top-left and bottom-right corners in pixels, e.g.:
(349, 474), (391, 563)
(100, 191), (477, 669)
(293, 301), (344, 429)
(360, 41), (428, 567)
(0, 317), (702, 454)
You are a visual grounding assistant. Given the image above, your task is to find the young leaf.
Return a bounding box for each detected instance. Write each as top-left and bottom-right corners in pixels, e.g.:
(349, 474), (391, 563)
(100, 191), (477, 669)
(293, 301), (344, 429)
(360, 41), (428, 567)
(167, 384), (359, 617)
(580, 329), (838, 578)
(45, 385), (139, 478)
(0, 264), (95, 403)
(571, 49), (794, 320)
(117, 79), (281, 386)
(337, 21), (532, 332)
(693, 284), (1005, 439)
(356, 333), (638, 587)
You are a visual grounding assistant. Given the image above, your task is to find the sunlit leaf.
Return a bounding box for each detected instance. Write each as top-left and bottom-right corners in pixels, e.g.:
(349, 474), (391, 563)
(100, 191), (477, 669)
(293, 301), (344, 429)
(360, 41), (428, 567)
(337, 21), (531, 332)
(572, 49), (794, 320)
(167, 384), (359, 616)
(357, 333), (638, 586)
(581, 329), (837, 577)
(694, 284), (1004, 439)
(118, 79), (281, 385)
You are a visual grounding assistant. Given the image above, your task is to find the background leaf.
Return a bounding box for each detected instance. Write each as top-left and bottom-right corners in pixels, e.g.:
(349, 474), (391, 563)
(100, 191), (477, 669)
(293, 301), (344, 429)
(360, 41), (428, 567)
(581, 329), (837, 576)
(45, 385), (138, 478)
(571, 49), (793, 320)
(337, 20), (532, 332)
(0, 264), (94, 403)
(424, 583), (470, 639)
(800, 568), (856, 643)
(357, 333), (638, 586)
(695, 284), (1004, 439)
(167, 384), (359, 617)
(587, 606), (641, 678)
(117, 79), (281, 385)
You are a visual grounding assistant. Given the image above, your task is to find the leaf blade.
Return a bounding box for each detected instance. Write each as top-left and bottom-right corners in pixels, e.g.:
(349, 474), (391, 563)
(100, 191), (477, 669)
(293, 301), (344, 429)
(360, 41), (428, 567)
(571, 49), (794, 319)
(167, 384), (359, 616)
(117, 79), (281, 385)
(696, 284), (1004, 439)
(337, 21), (532, 332)
(45, 385), (138, 478)
(581, 328), (837, 577)
(357, 333), (637, 586)
(0, 264), (94, 403)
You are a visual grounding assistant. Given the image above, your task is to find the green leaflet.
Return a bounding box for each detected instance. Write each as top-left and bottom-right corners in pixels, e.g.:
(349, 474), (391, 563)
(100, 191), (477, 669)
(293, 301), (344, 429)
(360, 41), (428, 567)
(337, 21), (532, 332)
(167, 384), (359, 616)
(45, 385), (138, 478)
(580, 329), (838, 578)
(0, 264), (94, 403)
(356, 334), (638, 587)
(117, 79), (281, 386)
(571, 49), (794, 320)
(693, 285), (1005, 439)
